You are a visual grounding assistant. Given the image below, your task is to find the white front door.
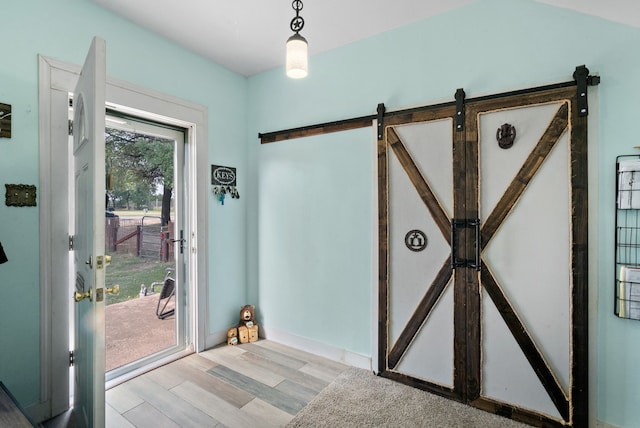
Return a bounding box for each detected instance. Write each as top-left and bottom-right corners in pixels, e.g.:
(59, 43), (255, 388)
(39, 50), (208, 423)
(72, 36), (107, 428)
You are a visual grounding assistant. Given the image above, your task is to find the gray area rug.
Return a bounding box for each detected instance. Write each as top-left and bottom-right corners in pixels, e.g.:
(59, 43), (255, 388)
(287, 367), (530, 428)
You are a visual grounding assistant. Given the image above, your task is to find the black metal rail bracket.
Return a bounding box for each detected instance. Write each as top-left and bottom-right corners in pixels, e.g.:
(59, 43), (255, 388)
(377, 103), (386, 140)
(455, 88), (466, 132)
(573, 65), (601, 117)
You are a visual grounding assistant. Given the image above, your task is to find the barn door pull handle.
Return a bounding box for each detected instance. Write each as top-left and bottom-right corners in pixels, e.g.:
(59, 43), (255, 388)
(450, 219), (464, 269)
(450, 218), (481, 270)
(469, 219), (481, 271)
(450, 219), (457, 269)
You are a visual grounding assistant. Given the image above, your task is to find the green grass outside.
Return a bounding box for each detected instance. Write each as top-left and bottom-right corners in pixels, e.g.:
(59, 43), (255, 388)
(112, 208), (162, 217)
(105, 252), (173, 305)
(111, 208), (174, 218)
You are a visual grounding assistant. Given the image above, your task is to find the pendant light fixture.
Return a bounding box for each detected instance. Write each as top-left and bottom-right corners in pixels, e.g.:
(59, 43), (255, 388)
(286, 0), (308, 79)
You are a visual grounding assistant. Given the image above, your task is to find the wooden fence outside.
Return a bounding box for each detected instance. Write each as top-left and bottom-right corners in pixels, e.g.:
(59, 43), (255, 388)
(105, 216), (174, 262)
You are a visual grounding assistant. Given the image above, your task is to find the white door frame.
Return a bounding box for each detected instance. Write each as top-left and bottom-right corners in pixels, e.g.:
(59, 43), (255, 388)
(36, 54), (209, 421)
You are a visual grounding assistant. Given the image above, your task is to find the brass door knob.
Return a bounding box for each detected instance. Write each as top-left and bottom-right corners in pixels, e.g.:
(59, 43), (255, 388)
(105, 284), (120, 295)
(74, 288), (93, 302)
(105, 255), (111, 266)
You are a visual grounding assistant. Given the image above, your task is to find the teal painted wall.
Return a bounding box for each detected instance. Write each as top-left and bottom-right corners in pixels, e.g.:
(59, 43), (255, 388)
(0, 0), (248, 408)
(254, 129), (375, 356)
(248, 0), (640, 426)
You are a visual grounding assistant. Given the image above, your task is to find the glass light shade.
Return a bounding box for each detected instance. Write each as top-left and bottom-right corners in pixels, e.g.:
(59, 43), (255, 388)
(286, 34), (308, 79)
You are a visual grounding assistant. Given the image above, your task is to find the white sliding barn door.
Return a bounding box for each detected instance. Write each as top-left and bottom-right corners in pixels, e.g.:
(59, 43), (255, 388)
(476, 99), (571, 422)
(379, 85), (588, 427)
(385, 110), (457, 395)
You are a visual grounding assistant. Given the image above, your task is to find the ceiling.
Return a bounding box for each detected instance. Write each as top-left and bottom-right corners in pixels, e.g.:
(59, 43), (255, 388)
(91, 0), (640, 77)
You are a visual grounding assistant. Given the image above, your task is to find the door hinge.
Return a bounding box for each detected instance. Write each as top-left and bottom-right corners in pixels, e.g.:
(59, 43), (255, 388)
(68, 119), (73, 136)
(69, 350), (75, 367)
(69, 235), (74, 251)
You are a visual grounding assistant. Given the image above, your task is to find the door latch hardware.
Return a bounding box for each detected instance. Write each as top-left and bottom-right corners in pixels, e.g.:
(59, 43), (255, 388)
(105, 284), (120, 295)
(69, 351), (75, 367)
(171, 230), (186, 254)
(96, 255), (104, 270)
(68, 235), (74, 251)
(97, 282), (119, 302)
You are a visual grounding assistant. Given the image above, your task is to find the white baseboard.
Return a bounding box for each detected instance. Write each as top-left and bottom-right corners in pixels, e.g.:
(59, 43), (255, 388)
(261, 327), (372, 371)
(205, 330), (227, 350)
(26, 400), (49, 424)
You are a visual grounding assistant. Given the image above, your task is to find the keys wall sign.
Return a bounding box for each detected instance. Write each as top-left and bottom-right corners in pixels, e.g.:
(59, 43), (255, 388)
(211, 165), (239, 204)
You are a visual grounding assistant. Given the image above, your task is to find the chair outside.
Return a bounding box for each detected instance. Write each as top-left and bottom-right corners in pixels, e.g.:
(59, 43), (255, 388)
(150, 268), (175, 320)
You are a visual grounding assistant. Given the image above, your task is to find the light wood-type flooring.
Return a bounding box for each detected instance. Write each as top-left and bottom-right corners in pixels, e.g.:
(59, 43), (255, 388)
(104, 340), (349, 427)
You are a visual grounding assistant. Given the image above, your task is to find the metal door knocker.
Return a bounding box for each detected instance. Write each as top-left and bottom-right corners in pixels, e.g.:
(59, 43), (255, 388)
(496, 123), (516, 149)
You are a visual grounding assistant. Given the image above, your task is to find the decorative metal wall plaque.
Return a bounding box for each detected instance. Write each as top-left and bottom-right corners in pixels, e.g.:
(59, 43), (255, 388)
(405, 230), (427, 252)
(496, 123), (516, 149)
(5, 184), (37, 207)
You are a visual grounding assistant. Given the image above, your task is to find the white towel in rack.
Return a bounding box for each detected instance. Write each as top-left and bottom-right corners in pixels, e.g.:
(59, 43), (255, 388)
(619, 265), (640, 318)
(618, 159), (640, 209)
